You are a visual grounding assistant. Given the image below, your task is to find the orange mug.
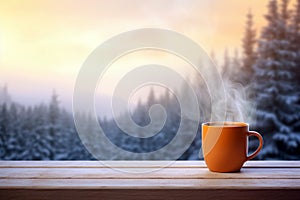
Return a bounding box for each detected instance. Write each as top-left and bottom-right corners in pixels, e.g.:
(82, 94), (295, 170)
(202, 122), (263, 172)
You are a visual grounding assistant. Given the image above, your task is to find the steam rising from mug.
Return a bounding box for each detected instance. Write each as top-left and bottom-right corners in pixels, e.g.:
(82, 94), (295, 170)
(191, 82), (255, 128)
(222, 80), (256, 124)
(72, 28), (238, 171)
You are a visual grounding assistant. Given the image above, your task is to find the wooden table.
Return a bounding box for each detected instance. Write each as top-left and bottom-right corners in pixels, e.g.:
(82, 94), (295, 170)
(0, 161), (299, 200)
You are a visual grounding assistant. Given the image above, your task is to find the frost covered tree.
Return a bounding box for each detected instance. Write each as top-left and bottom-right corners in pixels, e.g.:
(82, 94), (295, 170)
(254, 0), (280, 140)
(290, 0), (300, 133)
(292, 0), (300, 81)
(146, 87), (156, 109)
(240, 10), (257, 85)
(254, 0), (300, 159)
(0, 103), (25, 159)
(221, 49), (243, 84)
(47, 91), (71, 159)
(48, 91), (60, 159)
(5, 103), (22, 159)
(0, 104), (9, 158)
(0, 85), (12, 105)
(221, 48), (231, 80)
(231, 49), (242, 84)
(0, 86), (96, 160)
(132, 99), (149, 127)
(32, 106), (51, 160)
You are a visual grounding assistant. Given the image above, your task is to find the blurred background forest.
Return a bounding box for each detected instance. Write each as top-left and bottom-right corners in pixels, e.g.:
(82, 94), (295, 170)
(1, 0), (300, 160)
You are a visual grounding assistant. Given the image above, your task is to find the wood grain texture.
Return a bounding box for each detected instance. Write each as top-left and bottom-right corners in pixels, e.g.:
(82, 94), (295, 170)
(1, 167), (300, 179)
(1, 160), (299, 168)
(0, 189), (299, 200)
(0, 161), (299, 200)
(0, 178), (299, 189)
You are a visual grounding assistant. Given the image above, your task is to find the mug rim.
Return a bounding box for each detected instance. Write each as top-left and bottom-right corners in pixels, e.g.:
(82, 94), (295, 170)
(202, 121), (248, 127)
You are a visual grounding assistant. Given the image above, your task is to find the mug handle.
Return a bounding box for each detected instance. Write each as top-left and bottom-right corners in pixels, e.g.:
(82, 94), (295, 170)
(246, 131), (263, 161)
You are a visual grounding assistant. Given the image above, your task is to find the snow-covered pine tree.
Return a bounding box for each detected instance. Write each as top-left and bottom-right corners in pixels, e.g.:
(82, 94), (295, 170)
(30, 104), (52, 159)
(0, 104), (9, 158)
(254, 0), (300, 159)
(293, 0), (300, 80)
(254, 0), (280, 145)
(0, 103), (23, 159)
(48, 91), (62, 159)
(5, 103), (22, 160)
(18, 106), (36, 159)
(132, 99), (149, 127)
(221, 48), (231, 81)
(231, 49), (242, 84)
(240, 10), (257, 85)
(156, 89), (175, 157)
(146, 87), (156, 109)
(177, 80), (200, 160)
(69, 111), (95, 160)
(142, 87), (157, 153)
(160, 88), (171, 127)
(272, 0), (300, 159)
(290, 0), (300, 133)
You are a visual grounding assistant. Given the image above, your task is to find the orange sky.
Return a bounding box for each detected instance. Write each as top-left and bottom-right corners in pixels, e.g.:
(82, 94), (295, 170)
(0, 0), (294, 108)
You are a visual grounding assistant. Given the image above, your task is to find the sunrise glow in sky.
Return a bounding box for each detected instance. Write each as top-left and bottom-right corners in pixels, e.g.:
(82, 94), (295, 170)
(0, 0), (281, 109)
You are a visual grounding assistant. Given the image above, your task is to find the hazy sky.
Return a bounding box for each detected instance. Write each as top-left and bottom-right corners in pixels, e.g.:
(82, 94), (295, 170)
(0, 0), (289, 109)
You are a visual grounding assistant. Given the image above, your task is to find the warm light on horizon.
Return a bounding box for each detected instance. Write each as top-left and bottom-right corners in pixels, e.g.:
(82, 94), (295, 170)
(0, 0), (292, 109)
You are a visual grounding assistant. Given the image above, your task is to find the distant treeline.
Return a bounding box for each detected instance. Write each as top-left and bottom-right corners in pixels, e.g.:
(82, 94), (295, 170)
(0, 89), (202, 160)
(0, 94), (93, 160)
